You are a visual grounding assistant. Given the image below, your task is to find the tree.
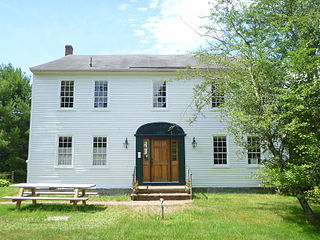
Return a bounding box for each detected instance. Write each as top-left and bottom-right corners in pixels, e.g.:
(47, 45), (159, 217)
(183, 0), (320, 225)
(0, 64), (31, 182)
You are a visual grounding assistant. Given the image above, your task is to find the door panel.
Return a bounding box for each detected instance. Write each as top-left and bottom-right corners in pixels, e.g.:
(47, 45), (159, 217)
(151, 139), (170, 182)
(142, 138), (179, 182)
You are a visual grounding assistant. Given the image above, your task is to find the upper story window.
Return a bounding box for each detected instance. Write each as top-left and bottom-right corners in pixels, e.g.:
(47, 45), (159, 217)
(94, 81), (108, 108)
(213, 136), (227, 165)
(212, 83), (224, 108)
(93, 137), (107, 166)
(247, 136), (261, 164)
(58, 136), (72, 165)
(60, 81), (74, 108)
(153, 81), (166, 108)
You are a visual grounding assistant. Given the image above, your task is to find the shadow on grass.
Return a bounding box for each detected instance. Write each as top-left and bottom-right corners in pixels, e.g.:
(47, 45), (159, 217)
(193, 193), (209, 200)
(16, 204), (107, 213)
(254, 201), (320, 234)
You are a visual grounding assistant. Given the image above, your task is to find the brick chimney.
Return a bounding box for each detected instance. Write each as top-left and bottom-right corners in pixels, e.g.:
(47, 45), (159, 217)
(65, 45), (73, 56)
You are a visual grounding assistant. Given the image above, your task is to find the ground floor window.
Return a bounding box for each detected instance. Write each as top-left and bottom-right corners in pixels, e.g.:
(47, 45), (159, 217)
(213, 136), (227, 164)
(247, 136), (261, 164)
(58, 136), (72, 165)
(93, 137), (107, 166)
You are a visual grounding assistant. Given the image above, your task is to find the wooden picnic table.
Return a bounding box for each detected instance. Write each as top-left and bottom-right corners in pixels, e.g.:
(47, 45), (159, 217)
(2, 183), (96, 210)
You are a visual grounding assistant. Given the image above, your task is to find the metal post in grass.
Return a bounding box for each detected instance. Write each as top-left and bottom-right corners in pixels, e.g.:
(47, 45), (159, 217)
(160, 198), (164, 220)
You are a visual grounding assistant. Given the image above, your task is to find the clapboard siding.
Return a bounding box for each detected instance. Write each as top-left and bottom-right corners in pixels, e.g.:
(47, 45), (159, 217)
(27, 72), (261, 188)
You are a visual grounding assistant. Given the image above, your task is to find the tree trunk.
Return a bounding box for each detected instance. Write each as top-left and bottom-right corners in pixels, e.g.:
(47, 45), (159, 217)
(296, 192), (320, 226)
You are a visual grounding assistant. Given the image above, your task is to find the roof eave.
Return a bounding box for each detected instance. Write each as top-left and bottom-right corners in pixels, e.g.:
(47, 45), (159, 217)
(30, 67), (215, 74)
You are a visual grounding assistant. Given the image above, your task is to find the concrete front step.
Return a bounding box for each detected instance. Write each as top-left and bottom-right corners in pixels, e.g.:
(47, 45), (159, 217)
(131, 193), (191, 201)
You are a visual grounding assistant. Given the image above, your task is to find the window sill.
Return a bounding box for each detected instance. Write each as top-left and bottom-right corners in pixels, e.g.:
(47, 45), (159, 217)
(212, 165), (231, 169)
(90, 166), (109, 169)
(210, 108), (222, 112)
(247, 164), (261, 168)
(57, 109), (76, 112)
(91, 109), (110, 112)
(150, 109), (170, 112)
(54, 166), (73, 169)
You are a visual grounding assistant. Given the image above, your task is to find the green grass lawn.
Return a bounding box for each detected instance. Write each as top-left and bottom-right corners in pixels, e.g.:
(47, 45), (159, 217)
(0, 187), (319, 240)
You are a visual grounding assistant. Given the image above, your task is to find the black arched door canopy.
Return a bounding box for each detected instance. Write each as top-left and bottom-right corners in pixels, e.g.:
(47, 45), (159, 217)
(135, 122), (186, 137)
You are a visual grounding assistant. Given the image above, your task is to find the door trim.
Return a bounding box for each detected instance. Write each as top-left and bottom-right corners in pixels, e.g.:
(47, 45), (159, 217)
(135, 122), (186, 186)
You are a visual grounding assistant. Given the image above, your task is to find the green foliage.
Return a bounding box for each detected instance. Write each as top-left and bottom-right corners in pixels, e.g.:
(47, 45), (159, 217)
(0, 179), (10, 187)
(182, 0), (320, 224)
(306, 187), (320, 205)
(0, 64), (31, 182)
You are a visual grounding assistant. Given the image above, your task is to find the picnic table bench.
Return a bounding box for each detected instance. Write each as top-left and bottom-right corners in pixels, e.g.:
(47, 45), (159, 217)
(2, 183), (96, 210)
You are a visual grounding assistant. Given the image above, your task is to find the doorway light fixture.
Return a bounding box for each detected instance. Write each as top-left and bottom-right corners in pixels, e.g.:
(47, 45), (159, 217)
(124, 138), (129, 149)
(192, 137), (197, 148)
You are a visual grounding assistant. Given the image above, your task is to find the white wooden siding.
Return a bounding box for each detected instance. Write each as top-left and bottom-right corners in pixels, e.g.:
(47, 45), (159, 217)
(27, 72), (260, 188)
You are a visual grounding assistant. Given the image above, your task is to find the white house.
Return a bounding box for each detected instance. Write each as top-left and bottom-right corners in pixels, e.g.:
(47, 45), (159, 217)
(27, 45), (261, 189)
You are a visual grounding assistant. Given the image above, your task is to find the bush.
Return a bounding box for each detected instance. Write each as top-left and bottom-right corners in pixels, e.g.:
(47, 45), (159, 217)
(0, 179), (10, 187)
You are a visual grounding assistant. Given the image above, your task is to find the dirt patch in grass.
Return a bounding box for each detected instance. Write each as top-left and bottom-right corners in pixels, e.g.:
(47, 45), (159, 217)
(131, 201), (193, 215)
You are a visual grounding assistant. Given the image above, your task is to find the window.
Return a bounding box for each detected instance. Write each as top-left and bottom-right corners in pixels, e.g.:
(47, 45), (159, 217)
(60, 81), (74, 108)
(247, 136), (261, 164)
(213, 136), (227, 164)
(93, 137), (107, 166)
(212, 83), (224, 108)
(58, 136), (72, 165)
(153, 81), (166, 108)
(171, 140), (178, 161)
(143, 139), (150, 161)
(94, 81), (108, 108)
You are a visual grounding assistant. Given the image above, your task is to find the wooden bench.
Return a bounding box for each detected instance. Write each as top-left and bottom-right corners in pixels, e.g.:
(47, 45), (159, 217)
(2, 196), (88, 210)
(23, 191), (98, 196)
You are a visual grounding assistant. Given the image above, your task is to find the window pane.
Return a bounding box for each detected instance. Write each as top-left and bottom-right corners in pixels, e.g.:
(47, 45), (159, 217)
(171, 141), (178, 161)
(94, 81), (108, 108)
(60, 81), (74, 108)
(93, 137), (107, 165)
(143, 140), (149, 161)
(58, 136), (72, 165)
(153, 81), (166, 108)
(213, 136), (227, 165)
(212, 83), (224, 108)
(247, 136), (261, 164)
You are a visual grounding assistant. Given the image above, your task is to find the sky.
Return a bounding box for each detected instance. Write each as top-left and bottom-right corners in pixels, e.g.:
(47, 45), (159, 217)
(0, 0), (212, 76)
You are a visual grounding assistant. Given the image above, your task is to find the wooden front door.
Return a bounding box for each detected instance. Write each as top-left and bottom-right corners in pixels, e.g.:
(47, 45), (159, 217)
(142, 138), (179, 182)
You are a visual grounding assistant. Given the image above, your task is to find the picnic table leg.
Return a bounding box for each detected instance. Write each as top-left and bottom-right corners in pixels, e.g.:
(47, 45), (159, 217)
(18, 188), (25, 197)
(31, 188), (37, 204)
(71, 200), (77, 211)
(15, 200), (22, 210)
(15, 188), (25, 210)
(74, 188), (79, 198)
(81, 189), (87, 205)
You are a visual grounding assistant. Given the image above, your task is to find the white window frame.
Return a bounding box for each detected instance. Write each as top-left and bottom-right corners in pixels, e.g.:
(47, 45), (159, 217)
(212, 135), (230, 167)
(91, 136), (108, 168)
(93, 81), (109, 110)
(152, 80), (167, 109)
(247, 136), (262, 165)
(55, 135), (74, 168)
(59, 80), (75, 109)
